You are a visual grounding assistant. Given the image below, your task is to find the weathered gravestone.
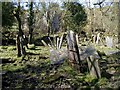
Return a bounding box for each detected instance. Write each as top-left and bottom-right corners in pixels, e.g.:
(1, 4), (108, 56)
(49, 34), (67, 65)
(87, 55), (101, 78)
(50, 48), (68, 65)
(43, 30), (101, 78)
(41, 33), (67, 65)
(51, 13), (60, 33)
(113, 35), (118, 48)
(66, 31), (101, 77)
(105, 36), (113, 48)
(66, 30), (82, 71)
(96, 33), (100, 44)
(80, 46), (101, 78)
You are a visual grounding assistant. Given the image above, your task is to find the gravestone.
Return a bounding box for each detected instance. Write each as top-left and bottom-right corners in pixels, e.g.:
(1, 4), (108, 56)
(96, 33), (100, 44)
(66, 30), (81, 71)
(50, 48), (67, 65)
(56, 37), (60, 49)
(51, 13), (60, 32)
(113, 35), (118, 48)
(105, 36), (113, 48)
(59, 34), (64, 49)
(87, 56), (101, 78)
(93, 35), (96, 44)
(80, 46), (101, 78)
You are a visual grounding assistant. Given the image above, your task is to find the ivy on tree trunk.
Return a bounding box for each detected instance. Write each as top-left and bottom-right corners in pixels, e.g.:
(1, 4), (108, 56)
(14, 2), (26, 57)
(28, 2), (34, 44)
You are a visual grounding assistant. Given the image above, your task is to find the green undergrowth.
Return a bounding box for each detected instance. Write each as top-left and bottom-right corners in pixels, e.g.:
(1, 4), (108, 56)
(95, 45), (119, 55)
(1, 45), (50, 72)
(94, 45), (120, 63)
(1, 45), (120, 89)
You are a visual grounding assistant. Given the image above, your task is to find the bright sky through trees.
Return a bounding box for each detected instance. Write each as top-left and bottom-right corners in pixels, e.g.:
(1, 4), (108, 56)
(8, 0), (116, 9)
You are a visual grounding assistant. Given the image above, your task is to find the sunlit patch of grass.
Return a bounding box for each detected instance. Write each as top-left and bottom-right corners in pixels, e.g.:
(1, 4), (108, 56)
(84, 74), (98, 85)
(75, 75), (85, 82)
(2, 63), (25, 72)
(95, 45), (119, 54)
(27, 46), (49, 55)
(7, 46), (16, 51)
(58, 59), (80, 77)
(1, 46), (50, 73)
(63, 65), (73, 71)
(2, 44), (120, 88)
(95, 45), (120, 62)
(0, 50), (17, 60)
(0, 46), (8, 50)
(96, 78), (109, 87)
(28, 44), (36, 50)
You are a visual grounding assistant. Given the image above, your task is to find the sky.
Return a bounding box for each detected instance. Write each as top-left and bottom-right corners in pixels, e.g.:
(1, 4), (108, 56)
(5, 0), (116, 9)
(10, 0), (118, 2)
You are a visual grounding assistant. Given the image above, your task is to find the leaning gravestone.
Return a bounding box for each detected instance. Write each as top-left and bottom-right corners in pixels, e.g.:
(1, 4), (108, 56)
(80, 46), (101, 78)
(67, 30), (82, 71)
(105, 36), (113, 48)
(87, 56), (101, 78)
(96, 33), (100, 44)
(113, 35), (118, 48)
(50, 48), (67, 65)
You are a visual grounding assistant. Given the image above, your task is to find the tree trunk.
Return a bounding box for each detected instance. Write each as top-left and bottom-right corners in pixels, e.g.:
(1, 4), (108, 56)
(67, 30), (82, 72)
(28, 2), (34, 44)
(47, 19), (51, 36)
(19, 36), (26, 56)
(14, 2), (26, 57)
(16, 35), (21, 57)
(46, 10), (51, 36)
(28, 30), (33, 44)
(118, 2), (120, 44)
(14, 2), (24, 36)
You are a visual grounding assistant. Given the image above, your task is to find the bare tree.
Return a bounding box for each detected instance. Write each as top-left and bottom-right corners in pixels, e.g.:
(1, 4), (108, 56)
(14, 1), (26, 57)
(117, 1), (120, 44)
(28, 1), (34, 44)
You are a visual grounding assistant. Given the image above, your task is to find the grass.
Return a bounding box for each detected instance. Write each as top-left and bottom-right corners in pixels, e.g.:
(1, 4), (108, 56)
(1, 45), (50, 71)
(95, 45), (119, 54)
(1, 45), (120, 89)
(1, 45), (81, 88)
